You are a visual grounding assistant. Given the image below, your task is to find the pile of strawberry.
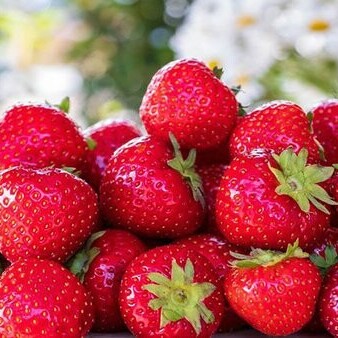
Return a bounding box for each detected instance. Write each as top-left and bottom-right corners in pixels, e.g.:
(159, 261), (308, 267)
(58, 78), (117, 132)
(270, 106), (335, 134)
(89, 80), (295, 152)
(0, 59), (337, 338)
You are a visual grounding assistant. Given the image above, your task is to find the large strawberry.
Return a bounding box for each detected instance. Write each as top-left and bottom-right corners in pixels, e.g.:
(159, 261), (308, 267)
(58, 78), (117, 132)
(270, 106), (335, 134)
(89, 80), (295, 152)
(0, 101), (88, 171)
(100, 134), (204, 239)
(229, 100), (320, 162)
(310, 99), (338, 165)
(0, 167), (99, 262)
(68, 229), (147, 332)
(216, 148), (336, 250)
(140, 58), (238, 151)
(119, 245), (224, 337)
(83, 118), (142, 190)
(175, 233), (248, 332)
(224, 241), (322, 336)
(0, 258), (94, 337)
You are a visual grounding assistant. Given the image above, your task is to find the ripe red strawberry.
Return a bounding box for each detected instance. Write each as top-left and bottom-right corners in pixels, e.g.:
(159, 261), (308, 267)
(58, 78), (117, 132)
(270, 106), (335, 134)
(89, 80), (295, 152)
(0, 258), (94, 337)
(0, 102), (89, 171)
(119, 245), (224, 337)
(196, 163), (227, 234)
(0, 167), (99, 262)
(224, 242), (322, 336)
(310, 99), (338, 165)
(175, 233), (248, 332)
(68, 229), (147, 332)
(326, 168), (338, 227)
(216, 148), (336, 250)
(83, 118), (142, 190)
(140, 58), (238, 151)
(100, 134), (204, 239)
(310, 227), (338, 257)
(229, 100), (320, 162)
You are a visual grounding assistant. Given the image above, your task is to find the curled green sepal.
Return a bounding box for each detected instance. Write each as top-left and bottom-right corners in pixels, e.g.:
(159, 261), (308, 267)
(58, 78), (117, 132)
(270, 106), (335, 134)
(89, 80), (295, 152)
(167, 133), (205, 209)
(268, 147), (338, 214)
(310, 246), (338, 276)
(142, 258), (216, 335)
(230, 240), (309, 268)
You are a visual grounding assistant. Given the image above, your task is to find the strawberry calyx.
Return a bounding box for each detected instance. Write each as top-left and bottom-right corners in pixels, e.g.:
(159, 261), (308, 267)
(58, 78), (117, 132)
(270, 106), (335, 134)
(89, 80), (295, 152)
(167, 133), (205, 208)
(230, 240), (309, 268)
(142, 258), (216, 335)
(46, 96), (70, 113)
(310, 246), (338, 276)
(61, 166), (82, 177)
(86, 137), (97, 150)
(212, 66), (224, 79)
(67, 230), (105, 282)
(268, 147), (338, 214)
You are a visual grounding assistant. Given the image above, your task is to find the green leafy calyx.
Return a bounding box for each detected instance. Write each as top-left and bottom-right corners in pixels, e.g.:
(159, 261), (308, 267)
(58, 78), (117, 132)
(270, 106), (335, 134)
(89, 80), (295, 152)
(268, 147), (337, 214)
(167, 133), (205, 208)
(310, 245), (338, 276)
(231, 240), (309, 268)
(143, 258), (216, 334)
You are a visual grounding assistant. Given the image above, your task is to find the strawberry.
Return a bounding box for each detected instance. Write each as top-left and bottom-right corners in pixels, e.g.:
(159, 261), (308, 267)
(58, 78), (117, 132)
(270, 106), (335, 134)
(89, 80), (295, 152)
(196, 163), (227, 234)
(224, 241), (322, 336)
(326, 168), (338, 227)
(0, 258), (94, 337)
(68, 229), (147, 332)
(83, 118), (142, 190)
(100, 134), (204, 239)
(310, 227), (338, 257)
(310, 99), (338, 165)
(119, 245), (224, 337)
(0, 102), (89, 171)
(175, 233), (248, 332)
(0, 167), (99, 263)
(140, 58), (238, 151)
(229, 100), (320, 162)
(216, 148), (336, 250)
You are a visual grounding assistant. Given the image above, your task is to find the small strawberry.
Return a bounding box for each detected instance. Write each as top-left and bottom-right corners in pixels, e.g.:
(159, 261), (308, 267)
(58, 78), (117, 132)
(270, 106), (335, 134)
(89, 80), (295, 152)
(196, 163), (227, 234)
(224, 241), (322, 336)
(140, 58), (238, 151)
(216, 148), (337, 250)
(310, 99), (338, 165)
(68, 229), (147, 332)
(229, 100), (320, 162)
(119, 245), (224, 337)
(175, 233), (248, 332)
(0, 101), (89, 171)
(0, 167), (99, 262)
(83, 118), (142, 190)
(100, 134), (204, 239)
(0, 258), (94, 337)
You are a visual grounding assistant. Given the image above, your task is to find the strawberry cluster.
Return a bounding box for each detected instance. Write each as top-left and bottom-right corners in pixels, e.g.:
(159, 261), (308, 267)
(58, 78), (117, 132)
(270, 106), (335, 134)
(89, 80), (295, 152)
(0, 59), (337, 338)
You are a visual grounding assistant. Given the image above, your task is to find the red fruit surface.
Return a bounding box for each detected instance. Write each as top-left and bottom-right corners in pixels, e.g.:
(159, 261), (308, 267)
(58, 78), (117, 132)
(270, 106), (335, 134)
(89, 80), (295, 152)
(83, 229), (147, 332)
(216, 153), (330, 250)
(140, 58), (238, 151)
(196, 163), (227, 234)
(319, 264), (338, 337)
(0, 104), (88, 171)
(311, 99), (338, 165)
(310, 227), (338, 257)
(100, 136), (204, 239)
(0, 258), (94, 337)
(175, 233), (248, 332)
(0, 167), (99, 262)
(229, 100), (320, 162)
(119, 245), (224, 338)
(83, 118), (142, 190)
(224, 257), (321, 336)
(326, 171), (338, 227)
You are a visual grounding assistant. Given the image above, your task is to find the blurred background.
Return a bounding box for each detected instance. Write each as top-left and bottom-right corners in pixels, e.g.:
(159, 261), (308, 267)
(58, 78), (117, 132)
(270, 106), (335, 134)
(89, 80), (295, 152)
(0, 0), (337, 127)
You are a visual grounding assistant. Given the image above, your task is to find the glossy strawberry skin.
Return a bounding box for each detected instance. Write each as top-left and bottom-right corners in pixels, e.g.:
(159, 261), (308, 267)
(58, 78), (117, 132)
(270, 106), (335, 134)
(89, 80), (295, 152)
(224, 258), (321, 336)
(140, 59), (238, 151)
(0, 167), (99, 263)
(119, 245), (224, 338)
(175, 234), (248, 332)
(311, 99), (338, 165)
(83, 229), (147, 332)
(0, 258), (94, 337)
(0, 104), (88, 171)
(216, 154), (330, 250)
(229, 101), (320, 162)
(83, 118), (142, 190)
(100, 136), (204, 239)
